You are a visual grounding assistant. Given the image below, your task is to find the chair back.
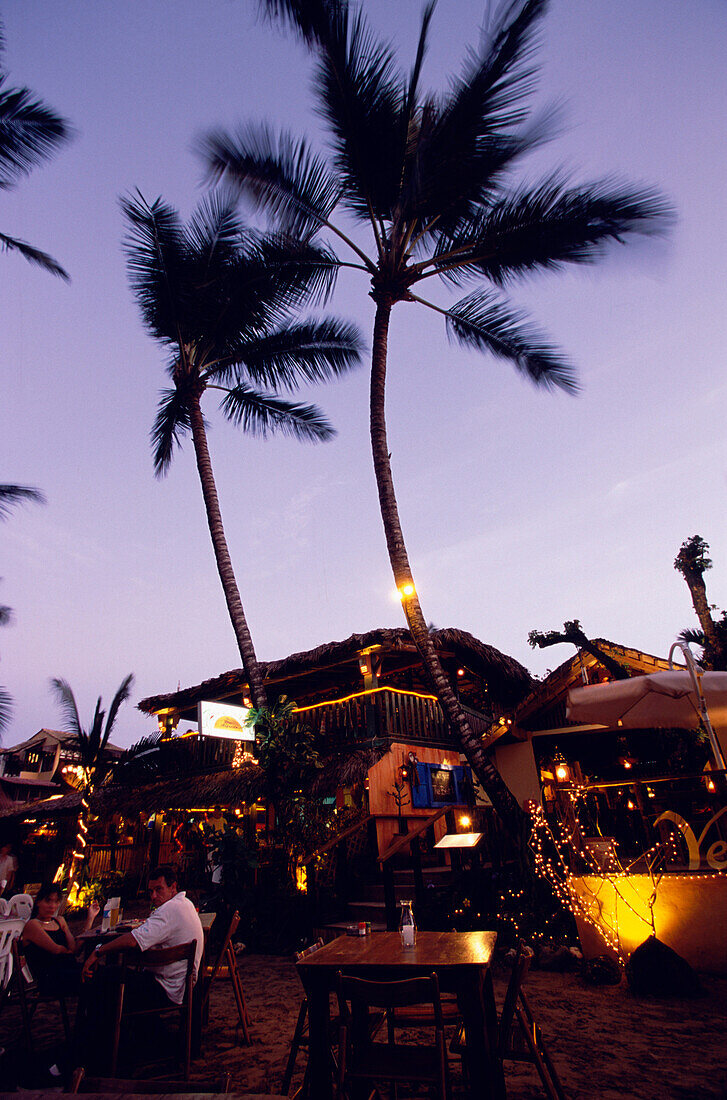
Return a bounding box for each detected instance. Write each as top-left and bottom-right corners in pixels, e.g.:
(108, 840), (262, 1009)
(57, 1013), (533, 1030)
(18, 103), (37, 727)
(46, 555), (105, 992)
(0, 918), (25, 989)
(295, 936), (324, 962)
(0, 898), (8, 917)
(498, 940), (534, 1056)
(337, 970), (445, 1029)
(70, 1068), (231, 1093)
(8, 893), (33, 921)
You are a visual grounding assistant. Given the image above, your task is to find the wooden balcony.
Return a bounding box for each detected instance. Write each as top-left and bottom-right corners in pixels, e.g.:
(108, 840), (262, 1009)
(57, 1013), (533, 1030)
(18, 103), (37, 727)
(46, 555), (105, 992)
(295, 686), (491, 748)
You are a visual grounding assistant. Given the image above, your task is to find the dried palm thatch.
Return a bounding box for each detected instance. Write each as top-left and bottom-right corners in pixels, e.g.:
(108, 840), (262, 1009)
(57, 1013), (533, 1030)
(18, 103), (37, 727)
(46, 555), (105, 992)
(138, 626), (532, 718)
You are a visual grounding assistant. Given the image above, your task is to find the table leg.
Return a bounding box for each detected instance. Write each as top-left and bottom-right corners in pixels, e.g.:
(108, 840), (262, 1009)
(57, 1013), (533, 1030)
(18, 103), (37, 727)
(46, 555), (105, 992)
(457, 969), (505, 1100)
(300, 973), (333, 1100)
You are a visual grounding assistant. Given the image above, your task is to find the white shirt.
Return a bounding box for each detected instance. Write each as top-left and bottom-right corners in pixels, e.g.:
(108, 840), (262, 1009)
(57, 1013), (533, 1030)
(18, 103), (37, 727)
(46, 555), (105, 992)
(131, 891), (204, 1004)
(0, 853), (17, 886)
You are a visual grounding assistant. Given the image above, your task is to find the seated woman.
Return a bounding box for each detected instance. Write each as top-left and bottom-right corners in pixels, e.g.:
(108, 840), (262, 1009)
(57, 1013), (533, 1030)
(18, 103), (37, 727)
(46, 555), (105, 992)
(21, 883), (99, 994)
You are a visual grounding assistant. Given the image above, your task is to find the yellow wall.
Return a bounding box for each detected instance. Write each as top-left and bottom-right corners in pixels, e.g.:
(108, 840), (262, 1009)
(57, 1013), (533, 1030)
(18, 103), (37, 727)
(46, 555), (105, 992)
(571, 873), (727, 975)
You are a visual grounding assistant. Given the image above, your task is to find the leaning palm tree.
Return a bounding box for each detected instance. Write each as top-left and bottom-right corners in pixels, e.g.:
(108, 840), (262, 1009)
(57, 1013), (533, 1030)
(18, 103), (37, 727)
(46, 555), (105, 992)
(0, 23), (71, 278)
(200, 0), (671, 836)
(51, 673), (134, 899)
(0, 483), (46, 734)
(121, 191), (361, 708)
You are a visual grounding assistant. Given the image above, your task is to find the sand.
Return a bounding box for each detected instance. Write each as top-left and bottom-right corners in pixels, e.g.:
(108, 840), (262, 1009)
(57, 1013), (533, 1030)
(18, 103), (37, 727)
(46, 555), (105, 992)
(2, 950), (726, 1097)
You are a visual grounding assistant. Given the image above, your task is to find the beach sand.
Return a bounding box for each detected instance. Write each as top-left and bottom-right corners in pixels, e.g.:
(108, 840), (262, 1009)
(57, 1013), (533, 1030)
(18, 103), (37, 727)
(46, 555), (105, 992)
(2, 950), (726, 1097)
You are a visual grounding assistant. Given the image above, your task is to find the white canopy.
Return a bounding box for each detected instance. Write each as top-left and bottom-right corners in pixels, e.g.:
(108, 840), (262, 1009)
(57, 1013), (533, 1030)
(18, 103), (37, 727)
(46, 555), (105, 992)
(566, 668), (727, 769)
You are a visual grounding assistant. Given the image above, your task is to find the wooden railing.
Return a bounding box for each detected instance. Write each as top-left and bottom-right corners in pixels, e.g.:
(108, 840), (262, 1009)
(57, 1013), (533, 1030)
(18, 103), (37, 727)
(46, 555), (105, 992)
(297, 687), (484, 747)
(378, 808), (450, 930)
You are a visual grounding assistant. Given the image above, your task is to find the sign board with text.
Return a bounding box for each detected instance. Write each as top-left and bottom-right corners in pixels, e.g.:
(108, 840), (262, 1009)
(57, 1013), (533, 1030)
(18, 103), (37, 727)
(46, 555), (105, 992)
(198, 700), (254, 740)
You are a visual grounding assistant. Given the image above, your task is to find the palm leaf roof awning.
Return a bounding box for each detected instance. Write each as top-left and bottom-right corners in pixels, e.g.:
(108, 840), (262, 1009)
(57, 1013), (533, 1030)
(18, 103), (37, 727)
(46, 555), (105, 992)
(138, 626), (532, 721)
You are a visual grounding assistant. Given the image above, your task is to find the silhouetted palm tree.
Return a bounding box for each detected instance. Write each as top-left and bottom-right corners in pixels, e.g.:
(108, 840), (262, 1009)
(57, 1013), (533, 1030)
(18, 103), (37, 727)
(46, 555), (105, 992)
(121, 191), (362, 708)
(0, 483), (45, 734)
(51, 673), (134, 897)
(0, 24), (71, 278)
(201, 0), (670, 834)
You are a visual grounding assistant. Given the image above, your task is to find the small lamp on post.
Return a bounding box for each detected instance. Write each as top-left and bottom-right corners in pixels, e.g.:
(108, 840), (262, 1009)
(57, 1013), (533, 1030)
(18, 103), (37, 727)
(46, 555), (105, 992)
(553, 750), (571, 785)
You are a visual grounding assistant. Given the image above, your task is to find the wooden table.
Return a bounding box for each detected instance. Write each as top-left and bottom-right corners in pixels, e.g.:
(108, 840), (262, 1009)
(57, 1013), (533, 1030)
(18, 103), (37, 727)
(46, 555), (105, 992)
(296, 929), (504, 1100)
(1, 1094), (285, 1100)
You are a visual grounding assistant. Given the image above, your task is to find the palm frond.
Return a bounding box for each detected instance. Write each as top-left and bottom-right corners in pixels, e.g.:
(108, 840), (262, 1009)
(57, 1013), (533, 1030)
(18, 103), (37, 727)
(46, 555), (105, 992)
(0, 230), (69, 279)
(120, 191), (188, 343)
(430, 176), (673, 287)
(403, 0), (548, 229)
(199, 123), (339, 239)
(310, 3), (406, 219)
(0, 685), (11, 736)
(0, 82), (71, 189)
(443, 289), (576, 392)
(220, 382), (335, 441)
(185, 190), (245, 271)
(0, 604), (14, 627)
(0, 483), (46, 520)
(151, 384), (194, 477)
(103, 673), (135, 745)
(215, 318), (362, 390)
(49, 677), (83, 739)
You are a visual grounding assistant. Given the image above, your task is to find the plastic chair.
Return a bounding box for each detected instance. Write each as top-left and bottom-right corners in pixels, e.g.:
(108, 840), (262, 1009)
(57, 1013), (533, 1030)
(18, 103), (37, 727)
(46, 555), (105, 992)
(69, 1066), (231, 1092)
(452, 941), (566, 1100)
(336, 970), (452, 1100)
(7, 893), (33, 921)
(0, 918), (24, 993)
(0, 897), (9, 917)
(109, 940), (197, 1079)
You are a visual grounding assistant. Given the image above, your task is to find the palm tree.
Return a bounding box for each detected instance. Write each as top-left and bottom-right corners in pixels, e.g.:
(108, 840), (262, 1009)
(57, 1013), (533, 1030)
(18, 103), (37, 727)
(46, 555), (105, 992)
(0, 483), (46, 734)
(121, 191), (362, 709)
(200, 0), (671, 835)
(675, 536), (727, 670)
(51, 673), (134, 899)
(0, 23), (71, 278)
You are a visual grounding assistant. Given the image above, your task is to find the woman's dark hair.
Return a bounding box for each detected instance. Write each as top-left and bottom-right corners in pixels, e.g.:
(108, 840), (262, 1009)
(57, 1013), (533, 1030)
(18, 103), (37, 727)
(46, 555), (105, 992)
(31, 882), (63, 919)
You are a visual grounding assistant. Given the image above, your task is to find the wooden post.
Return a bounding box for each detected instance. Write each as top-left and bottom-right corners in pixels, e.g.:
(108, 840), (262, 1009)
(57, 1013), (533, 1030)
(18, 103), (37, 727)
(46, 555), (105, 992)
(411, 834), (425, 914)
(383, 861), (397, 930)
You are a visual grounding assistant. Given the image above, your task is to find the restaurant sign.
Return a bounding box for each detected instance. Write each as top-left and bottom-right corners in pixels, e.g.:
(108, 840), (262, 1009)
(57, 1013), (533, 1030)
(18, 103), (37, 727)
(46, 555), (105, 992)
(198, 700), (254, 741)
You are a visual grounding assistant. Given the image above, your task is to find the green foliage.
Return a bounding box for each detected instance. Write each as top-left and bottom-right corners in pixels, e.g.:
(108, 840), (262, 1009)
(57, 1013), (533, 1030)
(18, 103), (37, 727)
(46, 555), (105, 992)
(248, 696), (326, 874)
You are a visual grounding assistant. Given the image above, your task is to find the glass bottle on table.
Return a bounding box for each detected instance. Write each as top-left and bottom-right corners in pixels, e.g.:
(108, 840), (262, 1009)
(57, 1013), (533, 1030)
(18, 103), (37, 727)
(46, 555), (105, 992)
(399, 899), (416, 948)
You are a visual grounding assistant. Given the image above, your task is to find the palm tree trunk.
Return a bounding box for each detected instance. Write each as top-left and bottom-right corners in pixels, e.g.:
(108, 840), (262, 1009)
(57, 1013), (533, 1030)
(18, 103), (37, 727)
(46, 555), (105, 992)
(682, 570), (720, 669)
(188, 394), (268, 710)
(369, 297), (524, 840)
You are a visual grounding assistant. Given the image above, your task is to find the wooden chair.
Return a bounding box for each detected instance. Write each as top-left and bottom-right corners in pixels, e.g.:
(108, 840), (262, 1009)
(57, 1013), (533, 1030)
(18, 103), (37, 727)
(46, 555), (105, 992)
(281, 939), (325, 1096)
(199, 908), (250, 1044)
(109, 941), (197, 1079)
(10, 937), (73, 1051)
(336, 970), (452, 1100)
(452, 941), (566, 1100)
(69, 1066), (231, 1092)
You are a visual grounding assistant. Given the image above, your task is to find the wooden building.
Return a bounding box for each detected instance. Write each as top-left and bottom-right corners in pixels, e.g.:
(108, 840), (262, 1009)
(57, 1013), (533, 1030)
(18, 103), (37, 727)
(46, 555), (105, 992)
(138, 626), (533, 854)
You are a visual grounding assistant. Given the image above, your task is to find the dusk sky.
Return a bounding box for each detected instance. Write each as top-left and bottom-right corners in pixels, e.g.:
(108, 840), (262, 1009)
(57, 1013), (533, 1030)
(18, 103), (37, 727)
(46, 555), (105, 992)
(2, 0), (726, 748)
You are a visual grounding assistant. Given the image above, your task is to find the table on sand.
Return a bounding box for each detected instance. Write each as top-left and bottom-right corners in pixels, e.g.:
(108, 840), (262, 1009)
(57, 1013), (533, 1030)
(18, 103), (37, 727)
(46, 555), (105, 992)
(296, 928), (504, 1100)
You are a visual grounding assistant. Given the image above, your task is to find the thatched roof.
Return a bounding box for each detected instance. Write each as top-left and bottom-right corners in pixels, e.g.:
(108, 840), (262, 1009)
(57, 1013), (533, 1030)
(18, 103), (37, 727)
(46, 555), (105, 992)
(310, 745), (390, 798)
(0, 764), (265, 820)
(138, 626), (532, 719)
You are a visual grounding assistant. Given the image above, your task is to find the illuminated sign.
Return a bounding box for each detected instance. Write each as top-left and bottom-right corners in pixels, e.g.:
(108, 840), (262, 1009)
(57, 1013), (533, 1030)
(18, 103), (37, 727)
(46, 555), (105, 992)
(197, 700), (254, 741)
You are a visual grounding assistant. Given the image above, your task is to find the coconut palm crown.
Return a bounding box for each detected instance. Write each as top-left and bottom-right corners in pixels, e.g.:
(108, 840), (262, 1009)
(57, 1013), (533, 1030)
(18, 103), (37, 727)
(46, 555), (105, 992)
(0, 23), (71, 278)
(199, 0), (671, 834)
(121, 191), (362, 708)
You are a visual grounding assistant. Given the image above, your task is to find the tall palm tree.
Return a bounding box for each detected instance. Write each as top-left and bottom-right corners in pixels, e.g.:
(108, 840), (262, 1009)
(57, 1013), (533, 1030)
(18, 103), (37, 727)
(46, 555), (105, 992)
(200, 0), (671, 835)
(51, 673), (134, 898)
(121, 192), (362, 709)
(0, 23), (71, 278)
(0, 483), (46, 735)
(675, 536), (727, 670)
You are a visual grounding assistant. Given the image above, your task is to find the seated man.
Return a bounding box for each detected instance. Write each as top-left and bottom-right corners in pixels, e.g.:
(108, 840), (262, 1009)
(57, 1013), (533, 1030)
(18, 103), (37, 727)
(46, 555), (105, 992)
(82, 864), (204, 1009)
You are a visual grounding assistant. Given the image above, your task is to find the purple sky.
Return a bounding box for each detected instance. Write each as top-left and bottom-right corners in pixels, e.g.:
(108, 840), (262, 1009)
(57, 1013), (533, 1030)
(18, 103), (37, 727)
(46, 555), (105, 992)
(2, 0), (726, 748)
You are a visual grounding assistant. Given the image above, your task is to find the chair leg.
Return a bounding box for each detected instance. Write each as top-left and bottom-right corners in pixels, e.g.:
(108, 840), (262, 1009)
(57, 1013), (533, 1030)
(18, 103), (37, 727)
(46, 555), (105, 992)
(110, 982), (126, 1076)
(282, 998), (309, 1095)
(227, 945), (251, 1043)
(515, 998), (566, 1100)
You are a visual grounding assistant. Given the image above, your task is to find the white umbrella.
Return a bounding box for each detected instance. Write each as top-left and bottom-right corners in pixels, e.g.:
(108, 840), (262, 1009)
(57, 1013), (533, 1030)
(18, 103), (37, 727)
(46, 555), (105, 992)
(566, 645), (727, 769)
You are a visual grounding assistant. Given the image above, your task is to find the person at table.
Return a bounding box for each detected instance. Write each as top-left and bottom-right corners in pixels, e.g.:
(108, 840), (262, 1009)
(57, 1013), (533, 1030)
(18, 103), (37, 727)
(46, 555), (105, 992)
(0, 840), (18, 894)
(21, 883), (100, 993)
(82, 864), (204, 1009)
